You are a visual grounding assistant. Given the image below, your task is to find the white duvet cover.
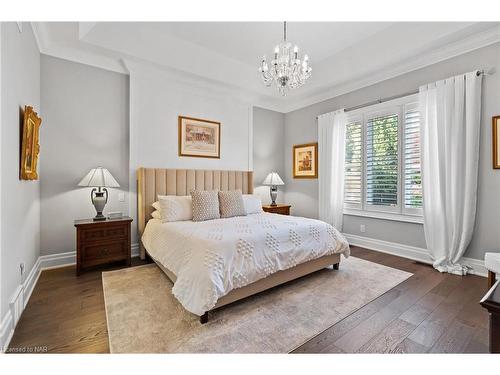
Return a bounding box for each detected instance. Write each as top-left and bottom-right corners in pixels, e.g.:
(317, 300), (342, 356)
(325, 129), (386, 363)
(141, 212), (350, 315)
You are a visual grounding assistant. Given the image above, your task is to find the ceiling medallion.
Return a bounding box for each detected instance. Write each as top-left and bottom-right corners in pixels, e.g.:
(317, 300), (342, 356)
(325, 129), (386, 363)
(258, 21), (312, 96)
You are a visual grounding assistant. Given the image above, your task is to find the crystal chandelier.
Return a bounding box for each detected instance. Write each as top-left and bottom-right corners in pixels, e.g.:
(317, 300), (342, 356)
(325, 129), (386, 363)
(258, 22), (312, 96)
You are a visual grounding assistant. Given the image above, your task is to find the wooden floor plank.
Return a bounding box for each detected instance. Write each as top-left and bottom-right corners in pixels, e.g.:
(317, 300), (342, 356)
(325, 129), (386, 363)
(292, 287), (402, 353)
(407, 277), (479, 349)
(358, 318), (417, 353)
(392, 337), (429, 353)
(333, 267), (445, 353)
(7, 247), (489, 354)
(464, 327), (489, 353)
(429, 320), (476, 353)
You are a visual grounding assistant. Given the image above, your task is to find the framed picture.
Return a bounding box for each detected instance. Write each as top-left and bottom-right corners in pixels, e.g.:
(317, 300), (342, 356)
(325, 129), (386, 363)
(178, 116), (220, 158)
(20, 106), (42, 180)
(494, 116), (500, 169)
(293, 142), (318, 178)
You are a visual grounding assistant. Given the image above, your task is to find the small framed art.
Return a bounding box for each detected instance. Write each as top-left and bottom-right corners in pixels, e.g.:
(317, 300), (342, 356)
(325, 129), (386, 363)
(293, 142), (318, 178)
(178, 116), (221, 158)
(20, 105), (42, 180)
(494, 116), (500, 169)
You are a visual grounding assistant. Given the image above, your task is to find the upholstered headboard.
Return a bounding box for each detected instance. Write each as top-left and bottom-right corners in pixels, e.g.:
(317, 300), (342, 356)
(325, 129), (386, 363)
(137, 167), (254, 259)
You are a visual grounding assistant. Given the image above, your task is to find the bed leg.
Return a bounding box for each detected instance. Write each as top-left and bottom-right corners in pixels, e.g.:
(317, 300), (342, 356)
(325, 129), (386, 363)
(200, 312), (209, 324)
(333, 262), (340, 270)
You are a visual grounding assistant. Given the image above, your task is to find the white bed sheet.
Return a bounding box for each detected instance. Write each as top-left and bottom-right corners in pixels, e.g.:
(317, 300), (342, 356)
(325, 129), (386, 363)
(141, 212), (350, 315)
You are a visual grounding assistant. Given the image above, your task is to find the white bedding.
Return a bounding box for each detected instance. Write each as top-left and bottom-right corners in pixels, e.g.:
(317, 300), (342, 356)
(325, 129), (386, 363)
(141, 212), (350, 315)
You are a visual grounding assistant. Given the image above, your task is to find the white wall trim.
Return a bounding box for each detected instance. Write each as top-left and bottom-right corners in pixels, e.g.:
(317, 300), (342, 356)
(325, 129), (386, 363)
(31, 23), (500, 114)
(0, 311), (14, 353)
(344, 233), (487, 278)
(344, 208), (424, 224)
(281, 25), (500, 113)
(0, 243), (140, 352)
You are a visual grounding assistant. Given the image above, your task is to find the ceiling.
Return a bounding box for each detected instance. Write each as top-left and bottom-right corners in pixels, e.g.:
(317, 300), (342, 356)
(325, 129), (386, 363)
(32, 21), (500, 112)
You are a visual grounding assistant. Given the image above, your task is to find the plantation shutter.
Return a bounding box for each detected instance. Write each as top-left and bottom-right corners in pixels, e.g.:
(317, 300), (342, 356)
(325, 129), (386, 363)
(365, 113), (399, 210)
(344, 121), (362, 208)
(403, 106), (422, 212)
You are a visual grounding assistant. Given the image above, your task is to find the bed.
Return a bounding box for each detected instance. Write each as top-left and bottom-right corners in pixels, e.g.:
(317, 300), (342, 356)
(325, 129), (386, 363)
(137, 167), (350, 323)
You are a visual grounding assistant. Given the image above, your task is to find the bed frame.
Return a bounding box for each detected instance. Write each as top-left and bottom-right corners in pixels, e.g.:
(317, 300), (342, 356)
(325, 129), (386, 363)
(137, 167), (341, 323)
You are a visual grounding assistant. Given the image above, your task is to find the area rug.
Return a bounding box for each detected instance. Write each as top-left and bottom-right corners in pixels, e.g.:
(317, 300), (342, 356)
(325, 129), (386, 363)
(102, 256), (412, 353)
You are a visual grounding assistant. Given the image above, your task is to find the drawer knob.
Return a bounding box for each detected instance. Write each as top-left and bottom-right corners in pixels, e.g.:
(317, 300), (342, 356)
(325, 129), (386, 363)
(101, 248), (109, 255)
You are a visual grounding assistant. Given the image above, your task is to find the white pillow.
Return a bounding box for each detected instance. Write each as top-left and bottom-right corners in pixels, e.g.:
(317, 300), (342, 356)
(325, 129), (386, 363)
(152, 201), (160, 211)
(158, 195), (193, 222)
(151, 210), (161, 220)
(242, 194), (263, 215)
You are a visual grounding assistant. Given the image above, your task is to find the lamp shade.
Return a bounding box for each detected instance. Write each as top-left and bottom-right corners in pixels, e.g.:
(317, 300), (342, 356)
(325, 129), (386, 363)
(262, 172), (284, 186)
(78, 167), (120, 188)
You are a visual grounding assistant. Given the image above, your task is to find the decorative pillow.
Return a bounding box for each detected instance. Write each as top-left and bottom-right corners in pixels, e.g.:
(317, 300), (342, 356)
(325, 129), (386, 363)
(158, 195), (193, 222)
(219, 190), (246, 218)
(242, 194), (263, 215)
(152, 201), (160, 211)
(191, 190), (220, 222)
(151, 210), (161, 219)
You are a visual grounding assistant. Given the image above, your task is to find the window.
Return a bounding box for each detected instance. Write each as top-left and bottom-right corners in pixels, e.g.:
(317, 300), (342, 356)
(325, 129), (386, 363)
(403, 105), (422, 213)
(343, 94), (422, 221)
(344, 121), (362, 207)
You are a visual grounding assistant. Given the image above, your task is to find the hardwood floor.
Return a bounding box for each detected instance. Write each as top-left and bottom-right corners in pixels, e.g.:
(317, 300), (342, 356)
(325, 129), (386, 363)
(7, 247), (489, 353)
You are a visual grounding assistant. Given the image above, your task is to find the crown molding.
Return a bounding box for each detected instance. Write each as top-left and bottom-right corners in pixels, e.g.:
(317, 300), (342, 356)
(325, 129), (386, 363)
(78, 22), (97, 40)
(30, 22), (49, 53)
(122, 57), (285, 111)
(30, 23), (500, 114)
(280, 24), (500, 113)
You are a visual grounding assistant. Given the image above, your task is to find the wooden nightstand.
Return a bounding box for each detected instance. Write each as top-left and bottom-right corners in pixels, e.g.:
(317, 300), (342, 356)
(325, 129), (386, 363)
(262, 204), (291, 215)
(74, 216), (133, 275)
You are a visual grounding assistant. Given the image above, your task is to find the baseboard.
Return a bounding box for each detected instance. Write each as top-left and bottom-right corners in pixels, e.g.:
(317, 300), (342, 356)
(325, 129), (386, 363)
(0, 311), (14, 353)
(0, 242), (140, 352)
(38, 243), (140, 269)
(344, 233), (487, 277)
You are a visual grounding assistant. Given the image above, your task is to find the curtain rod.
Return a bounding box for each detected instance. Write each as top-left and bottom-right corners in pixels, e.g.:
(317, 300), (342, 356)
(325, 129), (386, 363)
(316, 69), (488, 119)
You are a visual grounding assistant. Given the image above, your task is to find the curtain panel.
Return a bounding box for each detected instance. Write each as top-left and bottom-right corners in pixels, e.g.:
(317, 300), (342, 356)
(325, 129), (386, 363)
(318, 109), (346, 230)
(419, 71), (482, 275)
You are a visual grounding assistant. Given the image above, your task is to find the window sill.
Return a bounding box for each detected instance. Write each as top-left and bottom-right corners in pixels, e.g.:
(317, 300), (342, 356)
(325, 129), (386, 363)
(343, 208), (424, 224)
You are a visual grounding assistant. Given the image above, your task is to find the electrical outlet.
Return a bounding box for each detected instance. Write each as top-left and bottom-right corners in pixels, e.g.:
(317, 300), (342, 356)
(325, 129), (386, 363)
(118, 192), (125, 202)
(360, 224), (366, 233)
(20, 262), (25, 275)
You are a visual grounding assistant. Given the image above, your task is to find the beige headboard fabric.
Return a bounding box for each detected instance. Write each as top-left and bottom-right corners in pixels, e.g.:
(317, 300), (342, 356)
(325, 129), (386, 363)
(137, 167), (254, 259)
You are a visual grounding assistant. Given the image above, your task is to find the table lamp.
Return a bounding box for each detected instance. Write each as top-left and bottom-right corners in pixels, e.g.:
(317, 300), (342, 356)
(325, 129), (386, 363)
(78, 167), (120, 221)
(262, 172), (284, 206)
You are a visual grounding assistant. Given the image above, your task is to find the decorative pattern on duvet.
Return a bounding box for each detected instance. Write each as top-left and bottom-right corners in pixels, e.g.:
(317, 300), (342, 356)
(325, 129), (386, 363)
(141, 213), (350, 315)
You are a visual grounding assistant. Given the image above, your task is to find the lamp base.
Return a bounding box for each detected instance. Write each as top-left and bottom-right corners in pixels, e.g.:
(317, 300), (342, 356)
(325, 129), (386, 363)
(270, 186), (278, 206)
(92, 189), (108, 221)
(93, 213), (106, 221)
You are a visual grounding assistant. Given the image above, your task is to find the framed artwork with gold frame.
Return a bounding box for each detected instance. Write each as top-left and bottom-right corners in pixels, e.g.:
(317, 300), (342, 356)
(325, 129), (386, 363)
(20, 106), (42, 180)
(293, 142), (318, 178)
(178, 116), (221, 158)
(493, 116), (500, 169)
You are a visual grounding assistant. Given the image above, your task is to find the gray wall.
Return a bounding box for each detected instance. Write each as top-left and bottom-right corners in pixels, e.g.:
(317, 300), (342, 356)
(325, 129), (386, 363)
(252, 107), (285, 205)
(284, 42), (500, 260)
(1, 23), (41, 317)
(40, 55), (129, 255)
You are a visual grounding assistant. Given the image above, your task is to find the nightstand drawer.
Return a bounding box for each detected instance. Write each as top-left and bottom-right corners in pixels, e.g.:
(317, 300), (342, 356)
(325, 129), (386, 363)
(75, 216), (132, 275)
(82, 240), (127, 263)
(81, 225), (128, 242)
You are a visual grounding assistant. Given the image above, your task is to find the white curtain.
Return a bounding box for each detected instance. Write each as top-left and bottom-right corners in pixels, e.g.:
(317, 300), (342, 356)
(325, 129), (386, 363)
(318, 109), (346, 230)
(419, 71), (482, 275)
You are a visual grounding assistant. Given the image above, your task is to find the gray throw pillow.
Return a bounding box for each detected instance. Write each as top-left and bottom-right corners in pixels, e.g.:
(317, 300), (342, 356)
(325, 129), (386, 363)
(218, 190), (246, 218)
(191, 190), (220, 222)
